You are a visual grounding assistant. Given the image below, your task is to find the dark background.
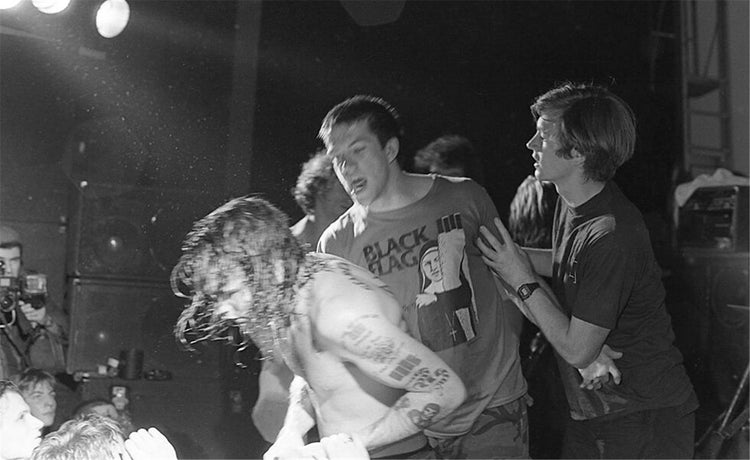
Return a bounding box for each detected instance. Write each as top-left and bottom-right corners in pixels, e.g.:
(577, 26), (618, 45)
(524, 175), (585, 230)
(1, 1), (744, 459)
(1, 0), (680, 223)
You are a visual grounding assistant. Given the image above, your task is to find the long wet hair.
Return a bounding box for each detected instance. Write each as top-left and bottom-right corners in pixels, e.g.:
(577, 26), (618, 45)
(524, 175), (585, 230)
(172, 197), (305, 351)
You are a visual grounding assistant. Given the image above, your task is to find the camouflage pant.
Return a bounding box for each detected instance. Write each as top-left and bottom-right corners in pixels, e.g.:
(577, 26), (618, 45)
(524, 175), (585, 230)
(426, 396), (530, 459)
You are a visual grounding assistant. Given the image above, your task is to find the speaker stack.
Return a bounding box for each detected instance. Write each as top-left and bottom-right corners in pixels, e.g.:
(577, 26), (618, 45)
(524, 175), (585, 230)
(64, 181), (225, 374)
(676, 185), (749, 408)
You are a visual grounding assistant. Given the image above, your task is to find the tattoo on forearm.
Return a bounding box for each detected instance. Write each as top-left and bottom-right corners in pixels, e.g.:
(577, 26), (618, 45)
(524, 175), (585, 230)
(389, 354), (422, 381)
(407, 368), (450, 390)
(393, 396), (410, 411)
(407, 403), (441, 429)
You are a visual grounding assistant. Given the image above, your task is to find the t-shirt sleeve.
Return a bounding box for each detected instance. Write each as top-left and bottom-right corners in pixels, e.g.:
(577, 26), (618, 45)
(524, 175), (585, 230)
(468, 180), (501, 233)
(571, 234), (635, 330)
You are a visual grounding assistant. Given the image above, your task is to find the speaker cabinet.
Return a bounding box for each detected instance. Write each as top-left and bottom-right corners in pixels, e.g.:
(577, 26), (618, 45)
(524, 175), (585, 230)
(66, 277), (220, 377)
(66, 182), (224, 282)
(677, 250), (749, 407)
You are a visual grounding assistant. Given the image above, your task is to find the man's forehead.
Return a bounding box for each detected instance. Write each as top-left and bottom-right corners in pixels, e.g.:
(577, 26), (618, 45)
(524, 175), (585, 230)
(0, 247), (21, 258)
(28, 381), (54, 393)
(537, 115), (559, 130)
(327, 120), (374, 147)
(194, 260), (244, 294)
(0, 392), (28, 416)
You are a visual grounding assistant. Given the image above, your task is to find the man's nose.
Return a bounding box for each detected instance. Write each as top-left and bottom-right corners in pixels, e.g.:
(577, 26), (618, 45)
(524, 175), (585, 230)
(30, 414), (44, 429)
(526, 133), (539, 151)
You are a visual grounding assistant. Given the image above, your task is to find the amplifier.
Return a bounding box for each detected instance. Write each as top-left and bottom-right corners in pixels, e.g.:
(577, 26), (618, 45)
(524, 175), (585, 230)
(678, 185), (749, 251)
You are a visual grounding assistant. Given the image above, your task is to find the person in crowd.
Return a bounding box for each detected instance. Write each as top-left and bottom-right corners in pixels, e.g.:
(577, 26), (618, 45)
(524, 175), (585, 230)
(412, 134), (486, 186)
(72, 398), (135, 436)
(315, 95), (528, 458)
(0, 380), (44, 460)
(508, 175), (558, 249)
(252, 150), (352, 444)
(477, 82), (698, 459)
(0, 226), (68, 380)
(171, 196), (466, 459)
(506, 176), (567, 458)
(12, 369), (56, 435)
(30, 413), (176, 460)
(290, 149), (353, 250)
(507, 175), (559, 378)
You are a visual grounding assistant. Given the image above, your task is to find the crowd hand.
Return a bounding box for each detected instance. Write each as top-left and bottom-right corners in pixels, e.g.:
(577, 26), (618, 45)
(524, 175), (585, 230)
(577, 344), (623, 390)
(18, 301), (47, 326)
(124, 427), (178, 460)
(295, 434), (369, 460)
(477, 217), (535, 286)
(264, 434), (306, 460)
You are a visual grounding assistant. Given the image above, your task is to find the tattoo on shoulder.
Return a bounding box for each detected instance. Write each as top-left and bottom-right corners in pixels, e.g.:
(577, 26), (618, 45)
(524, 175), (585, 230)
(341, 318), (404, 365)
(326, 258), (377, 291)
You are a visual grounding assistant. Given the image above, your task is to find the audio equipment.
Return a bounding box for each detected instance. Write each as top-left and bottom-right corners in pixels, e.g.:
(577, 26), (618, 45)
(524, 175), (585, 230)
(65, 277), (220, 377)
(66, 182), (223, 282)
(678, 185), (749, 252)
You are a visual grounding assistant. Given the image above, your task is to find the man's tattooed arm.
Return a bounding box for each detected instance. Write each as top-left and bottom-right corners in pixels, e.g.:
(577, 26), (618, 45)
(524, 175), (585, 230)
(332, 313), (467, 449)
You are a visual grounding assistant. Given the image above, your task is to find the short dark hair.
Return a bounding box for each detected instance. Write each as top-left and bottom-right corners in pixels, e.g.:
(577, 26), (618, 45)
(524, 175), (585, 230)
(508, 176), (558, 249)
(318, 95), (404, 148)
(173, 197), (304, 351)
(292, 150), (340, 216)
(413, 134), (485, 185)
(530, 82), (636, 182)
(72, 398), (113, 419)
(12, 368), (55, 394)
(31, 414), (124, 460)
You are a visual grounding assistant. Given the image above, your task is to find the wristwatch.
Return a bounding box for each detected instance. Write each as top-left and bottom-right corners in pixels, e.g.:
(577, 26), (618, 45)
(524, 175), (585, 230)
(516, 282), (540, 301)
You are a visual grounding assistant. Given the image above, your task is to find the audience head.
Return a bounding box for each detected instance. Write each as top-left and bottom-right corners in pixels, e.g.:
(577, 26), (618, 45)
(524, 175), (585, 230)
(318, 94), (403, 149)
(73, 399), (118, 420)
(30, 414), (126, 460)
(173, 197), (303, 358)
(292, 150), (352, 219)
(0, 225), (23, 277)
(12, 369), (57, 428)
(413, 134), (485, 186)
(0, 380), (44, 460)
(529, 82), (636, 182)
(508, 176), (558, 249)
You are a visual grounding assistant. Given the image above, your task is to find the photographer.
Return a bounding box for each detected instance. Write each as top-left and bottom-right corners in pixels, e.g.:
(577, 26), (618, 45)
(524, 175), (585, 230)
(0, 225), (68, 380)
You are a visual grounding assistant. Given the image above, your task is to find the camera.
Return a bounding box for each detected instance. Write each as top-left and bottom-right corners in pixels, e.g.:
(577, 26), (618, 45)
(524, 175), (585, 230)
(0, 260), (47, 314)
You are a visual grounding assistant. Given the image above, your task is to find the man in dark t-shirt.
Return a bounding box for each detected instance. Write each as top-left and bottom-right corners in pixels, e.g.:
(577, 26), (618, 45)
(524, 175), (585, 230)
(477, 83), (697, 459)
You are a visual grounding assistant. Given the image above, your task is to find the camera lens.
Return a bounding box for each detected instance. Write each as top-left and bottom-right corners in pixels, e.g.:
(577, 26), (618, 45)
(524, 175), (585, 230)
(0, 294), (15, 312)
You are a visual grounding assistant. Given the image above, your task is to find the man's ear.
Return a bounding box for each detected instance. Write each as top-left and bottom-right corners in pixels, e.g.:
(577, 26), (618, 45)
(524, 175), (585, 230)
(385, 137), (399, 164)
(570, 148), (586, 165)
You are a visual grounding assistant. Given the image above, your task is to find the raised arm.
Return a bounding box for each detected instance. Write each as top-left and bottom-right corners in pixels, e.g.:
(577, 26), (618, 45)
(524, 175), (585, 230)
(317, 304), (467, 450)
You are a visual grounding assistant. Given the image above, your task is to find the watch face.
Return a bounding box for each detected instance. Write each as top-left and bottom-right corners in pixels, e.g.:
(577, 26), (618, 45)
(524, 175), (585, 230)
(518, 282), (539, 300)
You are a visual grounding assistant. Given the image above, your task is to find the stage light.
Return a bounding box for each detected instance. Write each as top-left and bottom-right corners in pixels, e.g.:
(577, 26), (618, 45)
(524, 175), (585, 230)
(32, 0), (70, 14)
(95, 0), (129, 38)
(0, 0), (23, 10)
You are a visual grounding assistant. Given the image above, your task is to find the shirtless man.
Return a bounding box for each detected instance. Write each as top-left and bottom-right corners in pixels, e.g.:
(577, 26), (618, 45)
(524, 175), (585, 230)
(172, 196), (466, 459)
